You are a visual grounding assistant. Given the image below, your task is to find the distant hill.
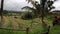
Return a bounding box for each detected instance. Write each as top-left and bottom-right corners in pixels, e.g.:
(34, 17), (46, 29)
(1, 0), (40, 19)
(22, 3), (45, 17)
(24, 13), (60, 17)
(50, 10), (60, 13)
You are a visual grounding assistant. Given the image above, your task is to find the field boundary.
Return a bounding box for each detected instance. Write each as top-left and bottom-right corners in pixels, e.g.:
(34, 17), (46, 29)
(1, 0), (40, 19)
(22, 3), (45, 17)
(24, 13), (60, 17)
(0, 27), (29, 34)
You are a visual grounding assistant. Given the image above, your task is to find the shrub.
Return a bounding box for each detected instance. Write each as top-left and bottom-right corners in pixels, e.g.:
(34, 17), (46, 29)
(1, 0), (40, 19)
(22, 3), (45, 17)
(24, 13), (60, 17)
(21, 12), (35, 20)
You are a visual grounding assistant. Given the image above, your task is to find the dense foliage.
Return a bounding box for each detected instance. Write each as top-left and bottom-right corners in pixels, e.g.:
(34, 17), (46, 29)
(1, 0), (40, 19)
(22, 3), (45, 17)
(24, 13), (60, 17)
(21, 12), (35, 20)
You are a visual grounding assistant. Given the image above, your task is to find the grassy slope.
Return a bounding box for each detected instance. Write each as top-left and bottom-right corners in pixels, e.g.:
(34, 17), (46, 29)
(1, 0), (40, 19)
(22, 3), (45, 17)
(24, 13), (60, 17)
(0, 16), (60, 34)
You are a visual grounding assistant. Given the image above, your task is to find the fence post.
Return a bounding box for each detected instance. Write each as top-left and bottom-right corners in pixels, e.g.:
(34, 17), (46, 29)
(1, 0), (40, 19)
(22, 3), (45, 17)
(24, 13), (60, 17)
(26, 27), (29, 34)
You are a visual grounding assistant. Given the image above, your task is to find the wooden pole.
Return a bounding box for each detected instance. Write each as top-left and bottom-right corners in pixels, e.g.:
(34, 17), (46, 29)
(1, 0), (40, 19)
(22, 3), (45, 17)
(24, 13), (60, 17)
(0, 0), (4, 27)
(26, 27), (29, 34)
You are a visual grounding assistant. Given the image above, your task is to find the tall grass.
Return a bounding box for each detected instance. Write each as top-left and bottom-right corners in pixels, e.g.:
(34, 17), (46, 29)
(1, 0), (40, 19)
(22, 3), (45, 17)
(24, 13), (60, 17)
(0, 16), (60, 34)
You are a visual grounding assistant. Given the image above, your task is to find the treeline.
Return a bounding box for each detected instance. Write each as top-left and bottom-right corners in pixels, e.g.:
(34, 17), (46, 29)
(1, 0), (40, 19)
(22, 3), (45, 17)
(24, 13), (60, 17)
(0, 9), (23, 16)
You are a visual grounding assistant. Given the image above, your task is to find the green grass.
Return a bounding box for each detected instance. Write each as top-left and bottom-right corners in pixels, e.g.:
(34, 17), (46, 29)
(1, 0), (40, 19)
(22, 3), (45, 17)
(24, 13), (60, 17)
(49, 25), (60, 34)
(0, 29), (26, 34)
(0, 16), (60, 34)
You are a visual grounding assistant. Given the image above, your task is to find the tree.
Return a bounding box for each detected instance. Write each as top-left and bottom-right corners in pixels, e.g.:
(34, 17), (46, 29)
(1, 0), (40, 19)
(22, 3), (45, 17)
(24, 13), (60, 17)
(22, 0), (41, 18)
(22, 0), (57, 34)
(3, 10), (8, 15)
(40, 0), (56, 34)
(22, 0), (56, 18)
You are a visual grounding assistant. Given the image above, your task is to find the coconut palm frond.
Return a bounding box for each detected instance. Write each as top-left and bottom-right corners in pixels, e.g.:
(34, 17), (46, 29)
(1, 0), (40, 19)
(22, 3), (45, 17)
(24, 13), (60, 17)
(54, 0), (57, 1)
(49, 6), (55, 11)
(22, 6), (36, 11)
(26, 0), (33, 3)
(47, 1), (54, 7)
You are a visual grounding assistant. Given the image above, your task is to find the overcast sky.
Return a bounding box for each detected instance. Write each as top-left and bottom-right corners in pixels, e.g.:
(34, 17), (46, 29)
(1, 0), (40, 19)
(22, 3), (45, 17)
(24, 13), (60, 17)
(0, 0), (60, 11)
(0, 0), (33, 11)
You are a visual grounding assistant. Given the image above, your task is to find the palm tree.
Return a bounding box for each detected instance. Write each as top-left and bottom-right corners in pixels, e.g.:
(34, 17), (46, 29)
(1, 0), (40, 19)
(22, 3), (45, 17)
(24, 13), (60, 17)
(22, 0), (56, 18)
(41, 0), (56, 34)
(22, 0), (56, 27)
(22, 0), (56, 34)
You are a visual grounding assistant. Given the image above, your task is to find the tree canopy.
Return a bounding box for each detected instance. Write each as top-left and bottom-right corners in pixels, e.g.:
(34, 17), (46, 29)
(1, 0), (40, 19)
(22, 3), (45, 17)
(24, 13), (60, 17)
(22, 0), (56, 18)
